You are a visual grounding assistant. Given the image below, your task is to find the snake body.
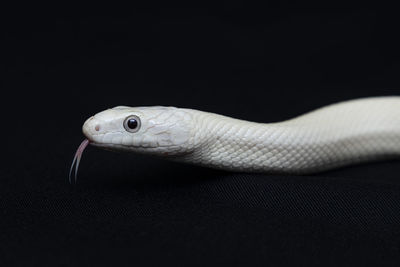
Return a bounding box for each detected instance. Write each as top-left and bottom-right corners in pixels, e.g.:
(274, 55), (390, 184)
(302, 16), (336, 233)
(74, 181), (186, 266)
(74, 96), (400, 176)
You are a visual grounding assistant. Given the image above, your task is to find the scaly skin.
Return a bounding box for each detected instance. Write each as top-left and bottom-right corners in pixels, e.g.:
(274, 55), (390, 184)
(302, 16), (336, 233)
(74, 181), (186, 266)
(82, 96), (400, 174)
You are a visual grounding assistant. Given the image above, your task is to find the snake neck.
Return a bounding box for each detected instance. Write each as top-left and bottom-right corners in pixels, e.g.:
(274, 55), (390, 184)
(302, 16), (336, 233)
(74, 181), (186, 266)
(178, 98), (400, 174)
(180, 109), (299, 172)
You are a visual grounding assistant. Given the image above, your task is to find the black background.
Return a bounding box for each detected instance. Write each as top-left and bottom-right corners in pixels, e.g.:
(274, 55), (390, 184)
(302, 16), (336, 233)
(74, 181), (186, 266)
(3, 6), (400, 266)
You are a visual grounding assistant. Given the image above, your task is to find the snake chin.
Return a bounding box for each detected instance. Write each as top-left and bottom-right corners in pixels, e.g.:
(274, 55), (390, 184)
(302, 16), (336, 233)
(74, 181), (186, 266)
(90, 142), (192, 158)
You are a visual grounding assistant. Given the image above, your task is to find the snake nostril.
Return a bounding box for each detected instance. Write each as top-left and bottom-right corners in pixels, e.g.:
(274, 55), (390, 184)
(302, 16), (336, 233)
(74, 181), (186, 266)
(95, 125), (100, 131)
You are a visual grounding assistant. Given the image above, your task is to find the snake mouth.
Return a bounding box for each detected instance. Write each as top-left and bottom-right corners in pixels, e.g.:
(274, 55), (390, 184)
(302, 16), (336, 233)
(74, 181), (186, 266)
(89, 142), (138, 151)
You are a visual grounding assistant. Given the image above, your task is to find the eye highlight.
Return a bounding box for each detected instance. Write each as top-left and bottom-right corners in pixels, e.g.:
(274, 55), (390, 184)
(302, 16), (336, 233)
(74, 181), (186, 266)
(123, 115), (141, 133)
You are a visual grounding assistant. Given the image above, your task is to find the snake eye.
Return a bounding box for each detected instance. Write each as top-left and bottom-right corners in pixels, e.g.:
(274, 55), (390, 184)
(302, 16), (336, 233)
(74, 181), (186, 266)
(123, 115), (141, 133)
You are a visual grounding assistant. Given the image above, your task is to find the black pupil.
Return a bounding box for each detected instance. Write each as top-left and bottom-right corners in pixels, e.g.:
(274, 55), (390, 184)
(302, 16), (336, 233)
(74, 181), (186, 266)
(127, 119), (138, 129)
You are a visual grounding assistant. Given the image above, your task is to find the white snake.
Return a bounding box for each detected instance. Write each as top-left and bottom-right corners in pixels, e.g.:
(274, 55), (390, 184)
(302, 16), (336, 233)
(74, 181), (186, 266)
(70, 96), (400, 182)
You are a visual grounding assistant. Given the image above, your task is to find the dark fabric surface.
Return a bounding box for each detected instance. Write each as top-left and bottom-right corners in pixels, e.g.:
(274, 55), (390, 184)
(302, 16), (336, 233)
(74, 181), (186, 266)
(3, 6), (400, 266)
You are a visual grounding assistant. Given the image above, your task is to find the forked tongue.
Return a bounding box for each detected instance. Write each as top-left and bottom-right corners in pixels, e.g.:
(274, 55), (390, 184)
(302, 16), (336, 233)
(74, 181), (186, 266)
(69, 139), (90, 184)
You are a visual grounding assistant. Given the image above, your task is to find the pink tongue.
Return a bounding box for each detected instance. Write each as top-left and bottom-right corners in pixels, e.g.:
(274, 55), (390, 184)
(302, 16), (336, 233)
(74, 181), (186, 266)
(69, 139), (90, 184)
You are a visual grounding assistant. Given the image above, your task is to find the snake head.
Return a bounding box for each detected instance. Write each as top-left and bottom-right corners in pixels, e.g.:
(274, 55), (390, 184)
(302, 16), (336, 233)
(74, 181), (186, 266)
(82, 106), (195, 156)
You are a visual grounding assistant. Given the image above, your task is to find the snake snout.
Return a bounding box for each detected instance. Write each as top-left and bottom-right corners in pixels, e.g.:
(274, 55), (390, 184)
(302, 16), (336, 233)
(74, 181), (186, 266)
(82, 116), (100, 142)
